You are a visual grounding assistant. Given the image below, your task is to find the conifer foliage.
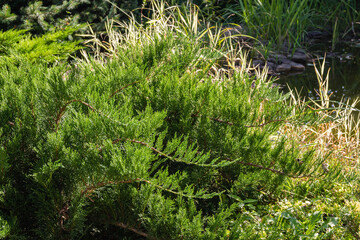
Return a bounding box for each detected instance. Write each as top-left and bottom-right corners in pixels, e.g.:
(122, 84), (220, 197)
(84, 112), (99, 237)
(0, 27), (82, 63)
(0, 1), (348, 239)
(0, 0), (236, 34)
(0, 0), (141, 33)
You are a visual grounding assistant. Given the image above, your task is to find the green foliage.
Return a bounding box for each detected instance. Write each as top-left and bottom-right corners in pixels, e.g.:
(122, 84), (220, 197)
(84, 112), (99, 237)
(222, 0), (359, 52)
(0, 4), (16, 28)
(0, 0), (239, 35)
(310, 0), (360, 42)
(0, 1), (358, 239)
(0, 27), (82, 63)
(0, 0), (144, 34)
(223, 0), (313, 50)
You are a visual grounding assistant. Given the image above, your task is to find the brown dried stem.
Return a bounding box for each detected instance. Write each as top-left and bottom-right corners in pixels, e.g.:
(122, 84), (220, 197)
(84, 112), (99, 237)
(80, 176), (208, 202)
(225, 157), (312, 178)
(110, 138), (217, 167)
(80, 178), (147, 198)
(55, 99), (95, 128)
(109, 138), (312, 178)
(112, 221), (157, 239)
(109, 80), (141, 98)
(191, 113), (286, 128)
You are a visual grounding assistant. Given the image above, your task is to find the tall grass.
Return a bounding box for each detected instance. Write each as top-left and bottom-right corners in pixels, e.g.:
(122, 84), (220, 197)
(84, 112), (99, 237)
(311, 0), (359, 37)
(286, 56), (360, 166)
(223, 0), (359, 53)
(224, 0), (313, 50)
(80, 0), (228, 62)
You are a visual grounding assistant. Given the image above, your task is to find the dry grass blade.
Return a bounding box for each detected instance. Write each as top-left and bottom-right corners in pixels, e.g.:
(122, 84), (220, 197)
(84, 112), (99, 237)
(285, 56), (360, 169)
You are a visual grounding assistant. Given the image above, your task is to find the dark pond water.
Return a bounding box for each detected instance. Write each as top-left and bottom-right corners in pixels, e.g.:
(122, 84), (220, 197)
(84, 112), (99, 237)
(278, 41), (360, 108)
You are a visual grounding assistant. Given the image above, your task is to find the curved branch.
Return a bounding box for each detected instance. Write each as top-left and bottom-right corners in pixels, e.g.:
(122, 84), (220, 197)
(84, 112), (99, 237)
(55, 99), (95, 129)
(109, 80), (140, 98)
(110, 138), (222, 167)
(80, 178), (145, 198)
(80, 177), (218, 201)
(112, 221), (157, 239)
(225, 157), (312, 178)
(191, 113), (286, 128)
(104, 138), (312, 178)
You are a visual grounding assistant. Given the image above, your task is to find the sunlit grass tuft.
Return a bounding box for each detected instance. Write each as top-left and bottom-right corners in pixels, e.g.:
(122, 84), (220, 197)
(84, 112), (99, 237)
(285, 56), (360, 170)
(224, 0), (313, 50)
(79, 0), (227, 62)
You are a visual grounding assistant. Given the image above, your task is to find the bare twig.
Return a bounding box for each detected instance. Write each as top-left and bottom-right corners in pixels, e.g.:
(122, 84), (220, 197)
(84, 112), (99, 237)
(30, 100), (36, 122)
(191, 113), (286, 128)
(109, 80), (140, 98)
(80, 176), (215, 202)
(244, 119), (286, 128)
(109, 138), (219, 167)
(112, 222), (157, 239)
(55, 99), (96, 129)
(80, 178), (147, 198)
(208, 117), (234, 126)
(59, 201), (70, 232)
(109, 138), (311, 178)
(225, 157), (312, 178)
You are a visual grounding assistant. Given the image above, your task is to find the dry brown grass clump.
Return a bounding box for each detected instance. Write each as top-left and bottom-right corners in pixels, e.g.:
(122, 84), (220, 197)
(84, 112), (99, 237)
(283, 57), (360, 173)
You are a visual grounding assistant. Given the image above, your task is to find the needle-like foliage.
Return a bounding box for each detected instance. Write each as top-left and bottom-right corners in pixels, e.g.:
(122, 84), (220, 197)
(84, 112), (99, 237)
(0, 1), (353, 239)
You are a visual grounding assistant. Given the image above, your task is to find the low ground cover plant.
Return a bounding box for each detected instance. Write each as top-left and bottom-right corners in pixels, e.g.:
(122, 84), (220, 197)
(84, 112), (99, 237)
(0, 1), (359, 239)
(0, 26), (82, 63)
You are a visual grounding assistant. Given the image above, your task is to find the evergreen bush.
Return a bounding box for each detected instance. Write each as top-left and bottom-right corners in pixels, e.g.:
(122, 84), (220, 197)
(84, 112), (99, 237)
(0, 0), (142, 33)
(0, 0), (234, 34)
(0, 26), (82, 63)
(0, 1), (357, 239)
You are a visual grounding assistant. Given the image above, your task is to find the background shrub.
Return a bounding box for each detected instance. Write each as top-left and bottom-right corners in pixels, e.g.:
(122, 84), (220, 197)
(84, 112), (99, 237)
(0, 0), (237, 34)
(0, 26), (82, 63)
